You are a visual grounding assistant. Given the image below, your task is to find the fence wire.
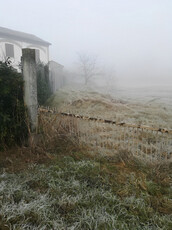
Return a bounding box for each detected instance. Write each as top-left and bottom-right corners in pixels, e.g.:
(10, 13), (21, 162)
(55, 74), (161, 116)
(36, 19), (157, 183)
(38, 107), (172, 162)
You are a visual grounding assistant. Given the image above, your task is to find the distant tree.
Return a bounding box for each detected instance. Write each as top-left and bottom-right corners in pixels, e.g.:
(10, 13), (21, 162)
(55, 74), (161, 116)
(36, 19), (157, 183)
(78, 53), (100, 85)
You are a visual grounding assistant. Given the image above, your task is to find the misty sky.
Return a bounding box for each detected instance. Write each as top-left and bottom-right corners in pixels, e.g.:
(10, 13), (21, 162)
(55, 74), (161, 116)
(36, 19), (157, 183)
(0, 0), (172, 86)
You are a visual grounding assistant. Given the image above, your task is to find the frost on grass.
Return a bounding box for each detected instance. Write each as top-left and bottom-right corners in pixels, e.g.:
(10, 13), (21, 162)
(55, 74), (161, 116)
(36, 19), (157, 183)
(0, 159), (172, 230)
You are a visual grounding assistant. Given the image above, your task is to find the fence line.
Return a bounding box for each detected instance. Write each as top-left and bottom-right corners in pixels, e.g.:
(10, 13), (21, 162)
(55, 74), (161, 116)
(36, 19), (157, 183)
(39, 106), (172, 134)
(38, 106), (172, 161)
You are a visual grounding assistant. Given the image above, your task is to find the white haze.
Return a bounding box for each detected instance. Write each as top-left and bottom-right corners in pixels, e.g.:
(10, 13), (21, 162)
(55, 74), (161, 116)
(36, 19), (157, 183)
(0, 0), (172, 87)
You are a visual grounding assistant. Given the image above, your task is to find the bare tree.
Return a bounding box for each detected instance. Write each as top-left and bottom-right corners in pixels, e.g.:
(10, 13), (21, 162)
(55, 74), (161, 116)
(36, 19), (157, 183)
(78, 53), (99, 85)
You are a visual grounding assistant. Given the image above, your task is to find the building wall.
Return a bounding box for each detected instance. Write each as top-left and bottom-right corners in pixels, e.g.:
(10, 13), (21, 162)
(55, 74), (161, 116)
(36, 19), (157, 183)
(0, 38), (49, 69)
(49, 61), (64, 93)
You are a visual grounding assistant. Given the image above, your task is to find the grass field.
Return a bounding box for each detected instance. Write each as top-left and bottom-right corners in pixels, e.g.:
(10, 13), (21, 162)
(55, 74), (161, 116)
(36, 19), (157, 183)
(47, 86), (172, 129)
(0, 86), (172, 230)
(1, 146), (172, 230)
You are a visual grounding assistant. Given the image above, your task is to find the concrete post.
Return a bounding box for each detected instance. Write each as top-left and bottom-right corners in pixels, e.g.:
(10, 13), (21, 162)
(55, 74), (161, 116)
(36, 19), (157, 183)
(22, 48), (38, 132)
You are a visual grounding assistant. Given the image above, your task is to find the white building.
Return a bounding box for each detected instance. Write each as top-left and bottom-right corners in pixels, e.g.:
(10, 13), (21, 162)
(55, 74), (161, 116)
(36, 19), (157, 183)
(49, 61), (64, 92)
(0, 26), (51, 68)
(0, 26), (65, 93)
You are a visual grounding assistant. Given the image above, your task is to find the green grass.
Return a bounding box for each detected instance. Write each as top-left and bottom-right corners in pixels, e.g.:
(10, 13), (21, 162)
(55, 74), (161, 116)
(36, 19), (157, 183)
(0, 153), (172, 230)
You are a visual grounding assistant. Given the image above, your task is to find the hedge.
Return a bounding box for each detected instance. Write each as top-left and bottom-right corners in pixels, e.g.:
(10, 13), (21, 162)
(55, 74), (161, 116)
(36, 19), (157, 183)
(0, 60), (28, 149)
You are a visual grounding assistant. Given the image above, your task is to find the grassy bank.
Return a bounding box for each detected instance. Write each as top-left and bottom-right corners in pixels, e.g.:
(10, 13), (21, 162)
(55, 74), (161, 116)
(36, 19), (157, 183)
(0, 147), (172, 230)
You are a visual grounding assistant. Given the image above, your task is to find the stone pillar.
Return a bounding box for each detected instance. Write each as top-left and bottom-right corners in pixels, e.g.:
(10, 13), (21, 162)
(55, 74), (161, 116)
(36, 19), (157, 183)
(22, 48), (38, 132)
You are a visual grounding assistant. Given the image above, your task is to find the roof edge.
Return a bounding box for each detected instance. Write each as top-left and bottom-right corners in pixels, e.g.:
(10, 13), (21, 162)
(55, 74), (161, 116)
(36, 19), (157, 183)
(0, 26), (51, 46)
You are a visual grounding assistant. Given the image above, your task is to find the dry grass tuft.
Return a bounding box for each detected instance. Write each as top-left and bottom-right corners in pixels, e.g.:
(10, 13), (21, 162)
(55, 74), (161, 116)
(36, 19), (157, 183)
(36, 112), (85, 155)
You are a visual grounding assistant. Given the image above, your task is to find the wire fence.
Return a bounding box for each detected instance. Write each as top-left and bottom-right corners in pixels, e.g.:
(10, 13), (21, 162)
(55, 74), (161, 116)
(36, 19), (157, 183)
(38, 107), (172, 162)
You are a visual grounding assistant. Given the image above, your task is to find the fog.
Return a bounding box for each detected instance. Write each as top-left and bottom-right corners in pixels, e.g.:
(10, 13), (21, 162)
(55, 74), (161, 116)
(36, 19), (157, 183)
(1, 0), (172, 87)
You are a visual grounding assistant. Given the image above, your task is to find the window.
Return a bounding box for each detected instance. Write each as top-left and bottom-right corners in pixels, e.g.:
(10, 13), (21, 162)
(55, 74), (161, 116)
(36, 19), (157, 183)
(5, 43), (14, 58)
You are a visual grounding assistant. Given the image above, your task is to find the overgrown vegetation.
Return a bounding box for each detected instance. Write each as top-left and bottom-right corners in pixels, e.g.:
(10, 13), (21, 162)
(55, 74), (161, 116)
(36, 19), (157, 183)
(0, 113), (171, 229)
(0, 60), (27, 149)
(36, 62), (52, 105)
(0, 61), (52, 149)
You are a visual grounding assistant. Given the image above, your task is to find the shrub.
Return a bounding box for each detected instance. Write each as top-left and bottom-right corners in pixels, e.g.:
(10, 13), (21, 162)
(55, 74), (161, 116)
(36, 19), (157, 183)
(0, 60), (27, 149)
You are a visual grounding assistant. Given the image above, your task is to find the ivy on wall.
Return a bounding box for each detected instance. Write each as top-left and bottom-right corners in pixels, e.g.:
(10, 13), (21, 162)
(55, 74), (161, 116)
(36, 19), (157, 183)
(0, 60), (52, 150)
(36, 63), (52, 105)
